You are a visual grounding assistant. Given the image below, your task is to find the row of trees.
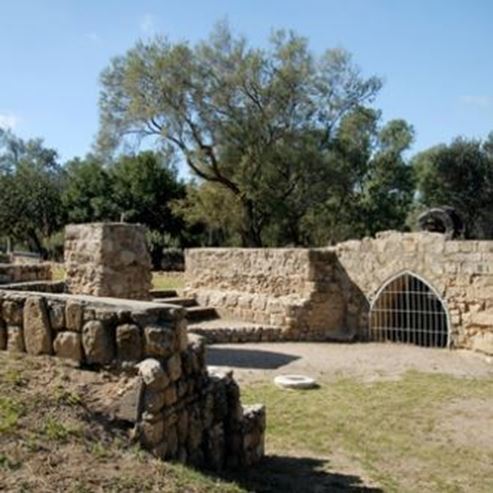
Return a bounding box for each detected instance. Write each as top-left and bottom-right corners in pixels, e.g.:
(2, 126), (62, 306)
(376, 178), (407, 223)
(2, 24), (493, 258)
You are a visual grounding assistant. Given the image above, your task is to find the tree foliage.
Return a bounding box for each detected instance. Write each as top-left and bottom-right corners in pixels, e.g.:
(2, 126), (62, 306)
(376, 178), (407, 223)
(413, 134), (493, 238)
(0, 129), (65, 255)
(97, 23), (383, 246)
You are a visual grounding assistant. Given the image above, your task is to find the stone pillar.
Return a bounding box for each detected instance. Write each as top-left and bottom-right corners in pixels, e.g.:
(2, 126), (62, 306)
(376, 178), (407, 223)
(65, 223), (152, 300)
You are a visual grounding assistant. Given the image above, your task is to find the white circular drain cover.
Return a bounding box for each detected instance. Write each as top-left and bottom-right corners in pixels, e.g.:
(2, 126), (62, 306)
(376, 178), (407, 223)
(274, 374), (317, 389)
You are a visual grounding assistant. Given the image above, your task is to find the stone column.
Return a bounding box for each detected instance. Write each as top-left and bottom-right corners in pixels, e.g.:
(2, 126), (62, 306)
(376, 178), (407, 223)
(65, 223), (152, 300)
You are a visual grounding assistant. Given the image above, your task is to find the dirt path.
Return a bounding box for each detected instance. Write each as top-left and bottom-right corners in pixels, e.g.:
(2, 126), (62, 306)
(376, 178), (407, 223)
(206, 342), (493, 384)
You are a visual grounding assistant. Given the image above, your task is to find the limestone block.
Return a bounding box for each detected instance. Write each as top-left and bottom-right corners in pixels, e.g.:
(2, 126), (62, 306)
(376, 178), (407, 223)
(470, 332), (493, 355)
(7, 326), (25, 352)
(468, 311), (493, 328)
(64, 223), (152, 300)
(48, 302), (65, 331)
(166, 354), (182, 382)
(3, 301), (23, 326)
(137, 358), (170, 390)
(143, 388), (165, 414)
(53, 331), (82, 362)
(113, 377), (143, 422)
(144, 326), (174, 358)
(163, 384), (177, 406)
(116, 323), (142, 362)
(140, 418), (164, 447)
(65, 300), (83, 332)
(82, 320), (114, 365)
(23, 297), (52, 355)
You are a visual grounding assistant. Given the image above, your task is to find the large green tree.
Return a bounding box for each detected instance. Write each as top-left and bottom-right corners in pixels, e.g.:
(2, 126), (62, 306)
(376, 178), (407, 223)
(97, 23), (382, 246)
(413, 134), (493, 238)
(0, 129), (65, 255)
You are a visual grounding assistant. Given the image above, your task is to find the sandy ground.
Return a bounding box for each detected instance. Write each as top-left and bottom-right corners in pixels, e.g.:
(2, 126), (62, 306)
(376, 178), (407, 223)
(206, 342), (493, 385)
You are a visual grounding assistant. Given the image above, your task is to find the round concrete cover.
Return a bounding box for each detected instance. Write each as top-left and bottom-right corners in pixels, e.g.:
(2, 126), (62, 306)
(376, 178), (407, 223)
(274, 374), (317, 389)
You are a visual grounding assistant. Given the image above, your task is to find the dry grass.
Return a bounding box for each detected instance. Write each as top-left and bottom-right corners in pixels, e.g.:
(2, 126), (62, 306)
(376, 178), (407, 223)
(152, 272), (185, 291)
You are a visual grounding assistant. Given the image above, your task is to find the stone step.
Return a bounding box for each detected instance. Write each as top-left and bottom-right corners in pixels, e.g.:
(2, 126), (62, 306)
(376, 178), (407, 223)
(154, 297), (197, 307)
(149, 289), (178, 298)
(185, 306), (219, 322)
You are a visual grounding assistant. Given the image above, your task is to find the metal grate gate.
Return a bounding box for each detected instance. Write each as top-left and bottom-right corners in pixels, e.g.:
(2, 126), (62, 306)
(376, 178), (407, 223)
(369, 272), (448, 347)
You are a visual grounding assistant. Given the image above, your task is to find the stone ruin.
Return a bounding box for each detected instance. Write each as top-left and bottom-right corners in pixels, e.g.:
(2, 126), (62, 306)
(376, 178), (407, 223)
(184, 231), (493, 355)
(65, 223), (152, 300)
(0, 222), (266, 470)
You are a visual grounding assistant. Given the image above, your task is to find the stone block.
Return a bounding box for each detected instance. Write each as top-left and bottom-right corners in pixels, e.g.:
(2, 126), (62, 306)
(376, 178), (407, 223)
(143, 388), (165, 414)
(166, 354), (182, 382)
(116, 323), (142, 362)
(144, 325), (174, 358)
(82, 320), (114, 365)
(137, 358), (170, 390)
(65, 300), (83, 332)
(53, 331), (82, 362)
(23, 297), (52, 355)
(7, 326), (25, 352)
(470, 332), (493, 355)
(3, 301), (23, 326)
(48, 302), (65, 331)
(163, 384), (177, 406)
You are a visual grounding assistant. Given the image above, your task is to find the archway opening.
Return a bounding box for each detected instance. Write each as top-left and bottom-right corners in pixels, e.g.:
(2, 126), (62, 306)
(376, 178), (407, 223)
(369, 272), (448, 347)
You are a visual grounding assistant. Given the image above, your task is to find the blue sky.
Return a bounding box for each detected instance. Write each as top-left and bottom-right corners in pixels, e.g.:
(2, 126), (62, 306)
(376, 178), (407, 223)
(1, 0), (492, 166)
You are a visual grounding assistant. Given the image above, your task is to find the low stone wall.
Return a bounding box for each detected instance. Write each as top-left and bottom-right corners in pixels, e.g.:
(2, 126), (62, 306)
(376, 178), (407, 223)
(185, 249), (349, 341)
(1, 280), (66, 293)
(185, 234), (493, 354)
(0, 289), (265, 469)
(0, 263), (52, 285)
(65, 223), (152, 300)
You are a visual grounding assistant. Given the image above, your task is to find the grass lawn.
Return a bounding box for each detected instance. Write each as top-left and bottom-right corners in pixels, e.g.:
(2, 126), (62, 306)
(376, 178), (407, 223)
(236, 371), (493, 493)
(1, 349), (492, 492)
(152, 272), (185, 291)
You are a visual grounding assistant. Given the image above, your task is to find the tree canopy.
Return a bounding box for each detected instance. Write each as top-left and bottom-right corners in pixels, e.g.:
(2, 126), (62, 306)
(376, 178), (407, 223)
(413, 134), (493, 238)
(97, 23), (383, 246)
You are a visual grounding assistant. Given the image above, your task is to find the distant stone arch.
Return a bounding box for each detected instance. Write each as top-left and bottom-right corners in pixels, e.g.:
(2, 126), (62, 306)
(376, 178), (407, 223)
(369, 271), (449, 347)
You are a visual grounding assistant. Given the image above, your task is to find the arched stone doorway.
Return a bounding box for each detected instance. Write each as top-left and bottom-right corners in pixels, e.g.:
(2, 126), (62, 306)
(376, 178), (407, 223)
(369, 271), (449, 347)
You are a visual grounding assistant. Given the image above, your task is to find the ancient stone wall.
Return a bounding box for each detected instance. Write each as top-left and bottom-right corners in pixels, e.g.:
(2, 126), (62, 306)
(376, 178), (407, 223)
(185, 233), (493, 354)
(185, 248), (350, 341)
(334, 231), (493, 354)
(0, 289), (265, 469)
(0, 263), (52, 285)
(65, 223), (152, 300)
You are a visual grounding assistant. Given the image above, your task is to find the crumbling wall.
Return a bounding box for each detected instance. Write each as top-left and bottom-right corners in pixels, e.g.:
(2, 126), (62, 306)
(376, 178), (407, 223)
(334, 231), (493, 354)
(185, 248), (352, 341)
(185, 233), (493, 354)
(0, 263), (52, 285)
(65, 223), (152, 300)
(0, 289), (265, 469)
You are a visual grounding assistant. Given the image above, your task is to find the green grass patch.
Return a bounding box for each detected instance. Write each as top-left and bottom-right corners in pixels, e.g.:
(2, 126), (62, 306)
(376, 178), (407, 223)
(50, 262), (65, 281)
(241, 371), (493, 493)
(40, 415), (82, 442)
(0, 396), (24, 433)
(152, 272), (184, 290)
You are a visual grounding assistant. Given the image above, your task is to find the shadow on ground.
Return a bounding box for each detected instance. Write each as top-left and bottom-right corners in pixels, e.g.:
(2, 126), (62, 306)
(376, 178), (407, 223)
(222, 455), (382, 493)
(207, 347), (300, 370)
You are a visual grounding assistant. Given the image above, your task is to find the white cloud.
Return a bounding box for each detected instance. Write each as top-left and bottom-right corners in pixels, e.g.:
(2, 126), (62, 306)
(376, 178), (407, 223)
(0, 112), (20, 130)
(140, 13), (157, 35)
(461, 95), (492, 109)
(85, 32), (102, 45)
